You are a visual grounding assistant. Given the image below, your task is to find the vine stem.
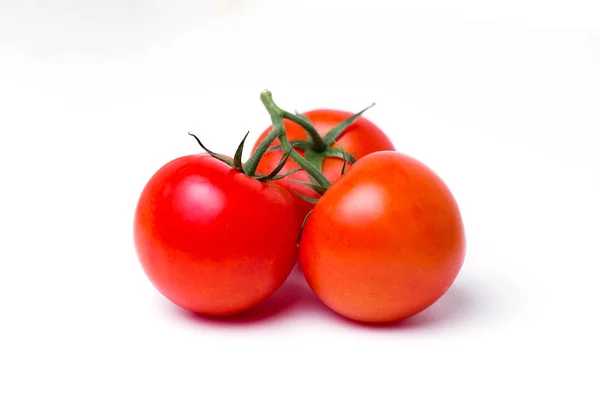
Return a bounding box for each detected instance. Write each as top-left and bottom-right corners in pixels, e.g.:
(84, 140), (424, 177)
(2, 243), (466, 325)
(243, 107), (285, 176)
(250, 90), (331, 188)
(261, 91), (328, 152)
(280, 110), (327, 152)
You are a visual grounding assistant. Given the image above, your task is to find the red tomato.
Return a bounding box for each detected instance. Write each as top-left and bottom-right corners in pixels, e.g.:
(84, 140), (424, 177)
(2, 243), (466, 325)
(134, 155), (301, 316)
(251, 109), (395, 218)
(299, 151), (466, 324)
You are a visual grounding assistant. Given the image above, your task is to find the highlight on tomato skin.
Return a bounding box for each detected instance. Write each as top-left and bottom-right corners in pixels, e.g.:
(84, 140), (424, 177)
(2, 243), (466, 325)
(298, 150), (466, 324)
(133, 154), (302, 317)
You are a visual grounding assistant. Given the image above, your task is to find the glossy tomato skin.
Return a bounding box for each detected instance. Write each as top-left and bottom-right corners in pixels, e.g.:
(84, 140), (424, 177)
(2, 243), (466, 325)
(251, 109), (395, 218)
(134, 155), (301, 316)
(299, 151), (466, 324)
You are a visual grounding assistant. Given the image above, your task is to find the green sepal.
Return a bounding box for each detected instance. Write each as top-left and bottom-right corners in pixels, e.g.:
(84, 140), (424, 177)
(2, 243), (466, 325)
(322, 103), (376, 145)
(255, 168), (302, 182)
(289, 180), (328, 195)
(322, 147), (357, 164)
(233, 131), (249, 172)
(297, 209), (313, 244)
(291, 190), (320, 205)
(266, 140), (311, 153)
(188, 132), (234, 168)
(301, 209), (313, 229)
(269, 168), (302, 181)
(332, 140), (349, 176)
(255, 144), (297, 182)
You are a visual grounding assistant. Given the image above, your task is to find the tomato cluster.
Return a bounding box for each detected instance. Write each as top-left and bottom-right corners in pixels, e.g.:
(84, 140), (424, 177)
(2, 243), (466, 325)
(134, 91), (466, 324)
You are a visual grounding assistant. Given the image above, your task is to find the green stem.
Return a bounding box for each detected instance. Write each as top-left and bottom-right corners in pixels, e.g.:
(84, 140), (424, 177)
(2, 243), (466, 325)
(259, 91), (331, 188)
(261, 91), (328, 153)
(280, 132), (331, 188)
(281, 111), (327, 152)
(244, 111), (284, 176)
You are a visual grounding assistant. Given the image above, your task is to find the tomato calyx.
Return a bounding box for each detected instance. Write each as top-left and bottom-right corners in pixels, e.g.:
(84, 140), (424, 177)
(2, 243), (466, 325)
(290, 139), (351, 206)
(187, 89), (367, 194)
(259, 91), (375, 174)
(187, 132), (301, 183)
(243, 91), (334, 190)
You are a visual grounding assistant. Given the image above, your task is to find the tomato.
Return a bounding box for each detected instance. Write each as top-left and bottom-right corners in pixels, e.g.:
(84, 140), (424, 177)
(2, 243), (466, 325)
(299, 151), (466, 324)
(134, 154), (301, 316)
(251, 109), (395, 218)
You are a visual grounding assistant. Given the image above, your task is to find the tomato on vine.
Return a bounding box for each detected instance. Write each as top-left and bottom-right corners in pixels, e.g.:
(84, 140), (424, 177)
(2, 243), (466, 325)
(298, 151), (466, 324)
(134, 128), (303, 316)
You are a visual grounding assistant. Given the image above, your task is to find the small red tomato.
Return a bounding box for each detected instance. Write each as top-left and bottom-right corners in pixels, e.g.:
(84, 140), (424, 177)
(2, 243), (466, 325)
(134, 155), (301, 316)
(299, 151), (466, 324)
(251, 109), (395, 218)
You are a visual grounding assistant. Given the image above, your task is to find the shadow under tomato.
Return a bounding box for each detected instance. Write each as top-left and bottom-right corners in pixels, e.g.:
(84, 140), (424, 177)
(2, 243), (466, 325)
(163, 260), (495, 330)
(170, 266), (325, 326)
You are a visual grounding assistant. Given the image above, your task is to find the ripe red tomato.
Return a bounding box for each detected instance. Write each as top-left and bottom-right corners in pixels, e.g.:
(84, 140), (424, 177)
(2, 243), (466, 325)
(251, 109), (395, 217)
(134, 155), (301, 316)
(299, 151), (466, 324)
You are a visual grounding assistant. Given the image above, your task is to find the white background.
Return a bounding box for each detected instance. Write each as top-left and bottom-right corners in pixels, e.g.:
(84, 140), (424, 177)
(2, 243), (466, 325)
(1, 0), (599, 398)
